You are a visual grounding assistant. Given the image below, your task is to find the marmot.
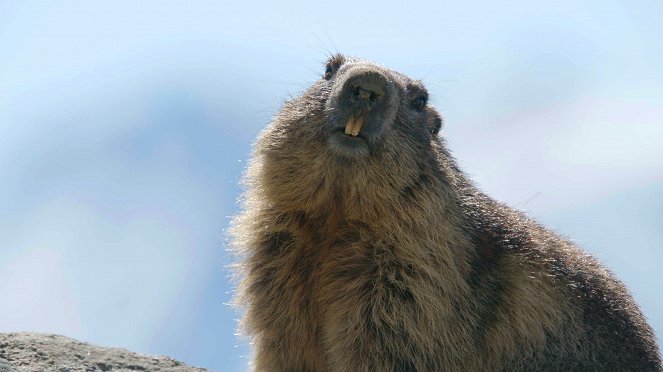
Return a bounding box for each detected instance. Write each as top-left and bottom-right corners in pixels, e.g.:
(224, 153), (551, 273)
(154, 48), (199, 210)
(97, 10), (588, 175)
(231, 55), (661, 371)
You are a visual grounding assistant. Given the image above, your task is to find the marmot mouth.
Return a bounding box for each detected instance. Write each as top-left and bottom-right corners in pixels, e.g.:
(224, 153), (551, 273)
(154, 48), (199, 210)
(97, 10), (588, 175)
(327, 112), (372, 156)
(344, 115), (365, 137)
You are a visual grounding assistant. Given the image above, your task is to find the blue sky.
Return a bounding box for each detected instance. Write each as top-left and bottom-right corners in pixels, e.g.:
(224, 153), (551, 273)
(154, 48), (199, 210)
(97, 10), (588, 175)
(1, 1), (662, 371)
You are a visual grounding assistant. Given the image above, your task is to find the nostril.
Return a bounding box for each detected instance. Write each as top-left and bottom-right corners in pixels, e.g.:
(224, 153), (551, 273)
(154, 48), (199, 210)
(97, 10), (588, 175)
(354, 86), (378, 101)
(351, 84), (382, 104)
(342, 69), (390, 112)
(357, 87), (370, 100)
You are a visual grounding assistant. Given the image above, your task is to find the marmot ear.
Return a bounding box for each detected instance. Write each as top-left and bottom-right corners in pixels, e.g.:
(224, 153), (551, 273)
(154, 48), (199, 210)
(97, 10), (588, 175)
(324, 54), (345, 79)
(428, 111), (443, 136)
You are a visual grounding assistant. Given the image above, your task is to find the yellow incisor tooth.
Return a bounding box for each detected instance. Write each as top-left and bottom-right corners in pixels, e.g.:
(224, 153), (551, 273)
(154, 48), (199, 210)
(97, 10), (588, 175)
(351, 116), (364, 137)
(344, 116), (365, 137)
(344, 116), (356, 136)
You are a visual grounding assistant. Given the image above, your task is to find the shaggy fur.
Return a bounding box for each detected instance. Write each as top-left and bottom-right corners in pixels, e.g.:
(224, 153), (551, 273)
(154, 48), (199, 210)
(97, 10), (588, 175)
(231, 55), (661, 371)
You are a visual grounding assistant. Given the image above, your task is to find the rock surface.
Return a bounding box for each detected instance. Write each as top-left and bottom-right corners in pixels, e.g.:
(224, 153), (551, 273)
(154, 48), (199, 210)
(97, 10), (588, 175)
(0, 333), (211, 372)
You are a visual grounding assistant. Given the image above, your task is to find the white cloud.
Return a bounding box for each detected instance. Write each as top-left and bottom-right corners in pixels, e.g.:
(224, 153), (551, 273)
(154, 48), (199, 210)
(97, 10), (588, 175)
(448, 83), (663, 216)
(0, 247), (83, 336)
(0, 195), (198, 351)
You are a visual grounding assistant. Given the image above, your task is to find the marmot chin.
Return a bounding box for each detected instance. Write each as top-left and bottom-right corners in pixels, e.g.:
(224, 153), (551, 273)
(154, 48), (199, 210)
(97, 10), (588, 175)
(231, 55), (661, 371)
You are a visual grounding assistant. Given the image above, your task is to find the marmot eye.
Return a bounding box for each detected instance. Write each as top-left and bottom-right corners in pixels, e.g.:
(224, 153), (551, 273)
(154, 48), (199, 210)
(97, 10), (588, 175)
(412, 96), (427, 110)
(324, 65), (333, 80)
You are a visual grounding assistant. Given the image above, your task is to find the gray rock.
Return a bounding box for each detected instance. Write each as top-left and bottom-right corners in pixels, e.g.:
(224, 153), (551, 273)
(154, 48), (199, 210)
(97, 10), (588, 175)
(0, 333), (211, 372)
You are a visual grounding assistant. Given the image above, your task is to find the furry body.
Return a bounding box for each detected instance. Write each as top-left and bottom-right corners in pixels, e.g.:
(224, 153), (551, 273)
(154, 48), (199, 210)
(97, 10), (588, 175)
(231, 55), (661, 371)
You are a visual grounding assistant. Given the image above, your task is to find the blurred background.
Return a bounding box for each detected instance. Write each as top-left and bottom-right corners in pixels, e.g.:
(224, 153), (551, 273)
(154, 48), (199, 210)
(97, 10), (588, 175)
(1, 1), (661, 371)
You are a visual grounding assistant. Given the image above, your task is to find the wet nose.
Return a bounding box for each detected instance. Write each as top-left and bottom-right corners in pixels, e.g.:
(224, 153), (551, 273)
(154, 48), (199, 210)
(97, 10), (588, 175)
(346, 71), (388, 110)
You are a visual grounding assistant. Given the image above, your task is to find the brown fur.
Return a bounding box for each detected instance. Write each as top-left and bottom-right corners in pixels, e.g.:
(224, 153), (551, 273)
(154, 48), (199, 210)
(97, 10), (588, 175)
(231, 55), (661, 371)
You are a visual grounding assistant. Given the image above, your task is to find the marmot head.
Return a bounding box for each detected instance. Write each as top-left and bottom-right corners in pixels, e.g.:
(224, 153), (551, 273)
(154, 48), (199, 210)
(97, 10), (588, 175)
(250, 55), (451, 218)
(322, 54), (443, 159)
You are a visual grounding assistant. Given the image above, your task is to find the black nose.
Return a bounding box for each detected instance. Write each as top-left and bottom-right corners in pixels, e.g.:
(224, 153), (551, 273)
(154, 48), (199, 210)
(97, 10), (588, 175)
(346, 71), (387, 111)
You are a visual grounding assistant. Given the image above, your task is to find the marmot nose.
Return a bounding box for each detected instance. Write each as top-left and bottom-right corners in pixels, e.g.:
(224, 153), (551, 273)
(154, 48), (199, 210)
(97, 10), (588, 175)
(346, 71), (387, 110)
